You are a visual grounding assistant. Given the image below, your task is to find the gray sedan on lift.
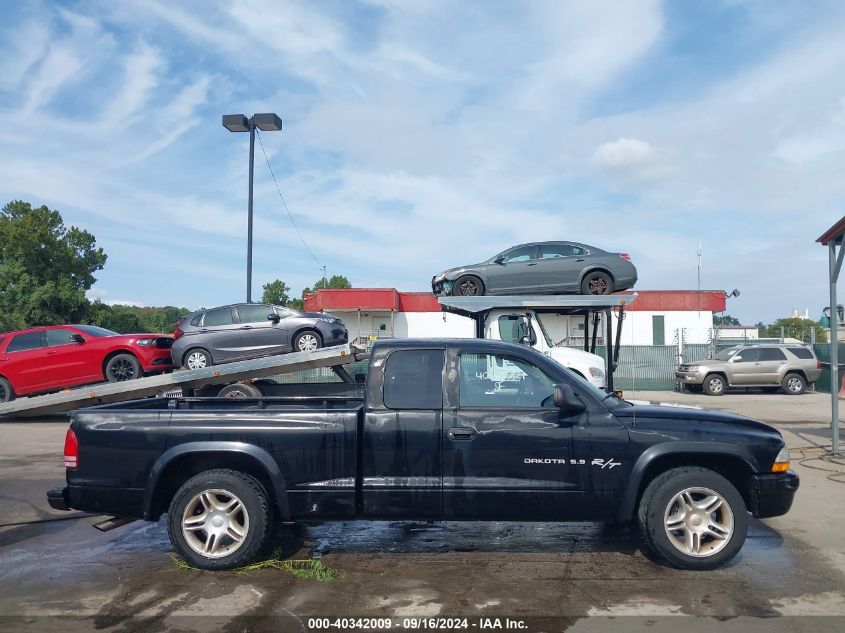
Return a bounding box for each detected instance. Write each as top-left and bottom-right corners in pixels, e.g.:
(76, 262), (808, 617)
(171, 303), (348, 370)
(432, 241), (638, 296)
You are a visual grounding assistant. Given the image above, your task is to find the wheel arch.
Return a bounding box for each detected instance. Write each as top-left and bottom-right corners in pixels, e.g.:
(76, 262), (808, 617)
(292, 326), (323, 345)
(144, 442), (290, 523)
(617, 444), (758, 522)
(578, 266), (615, 285)
(703, 370), (729, 386)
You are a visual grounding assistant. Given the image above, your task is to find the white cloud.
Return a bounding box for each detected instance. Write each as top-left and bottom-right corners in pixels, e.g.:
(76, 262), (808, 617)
(590, 137), (671, 183)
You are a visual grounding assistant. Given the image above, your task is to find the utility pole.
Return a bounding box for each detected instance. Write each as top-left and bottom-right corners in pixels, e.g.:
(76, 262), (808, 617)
(697, 242), (702, 316)
(321, 265), (327, 287)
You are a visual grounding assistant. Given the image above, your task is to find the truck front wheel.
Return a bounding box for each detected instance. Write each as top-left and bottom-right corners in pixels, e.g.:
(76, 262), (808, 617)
(637, 466), (748, 570)
(167, 469), (271, 570)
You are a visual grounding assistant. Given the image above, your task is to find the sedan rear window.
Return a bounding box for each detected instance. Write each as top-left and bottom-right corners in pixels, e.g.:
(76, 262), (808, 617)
(7, 331), (45, 352)
(541, 244), (586, 258)
(787, 347), (815, 360)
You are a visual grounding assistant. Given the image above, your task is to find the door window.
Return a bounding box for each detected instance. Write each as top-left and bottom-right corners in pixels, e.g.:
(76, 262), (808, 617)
(498, 316), (530, 344)
(383, 350), (444, 409)
(734, 348), (759, 363)
(502, 246), (536, 263)
(459, 352), (556, 408)
(46, 329), (77, 346)
(540, 244), (584, 258)
(7, 331), (45, 353)
(758, 348), (787, 361)
(202, 307), (234, 327)
(236, 304), (274, 324)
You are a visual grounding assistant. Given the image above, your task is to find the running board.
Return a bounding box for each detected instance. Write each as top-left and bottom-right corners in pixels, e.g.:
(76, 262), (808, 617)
(92, 517), (137, 532)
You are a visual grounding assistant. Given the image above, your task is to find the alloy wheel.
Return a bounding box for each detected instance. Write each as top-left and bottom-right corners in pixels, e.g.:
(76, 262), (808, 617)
(786, 377), (803, 393)
(109, 358), (137, 381)
(663, 486), (734, 557)
(181, 489), (249, 558)
(186, 352), (208, 370)
(588, 278), (608, 294)
(707, 377), (724, 394)
(297, 334), (319, 351)
(458, 280), (480, 296)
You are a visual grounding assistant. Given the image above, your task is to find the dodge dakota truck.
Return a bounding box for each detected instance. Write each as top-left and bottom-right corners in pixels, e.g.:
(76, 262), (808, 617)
(48, 338), (798, 571)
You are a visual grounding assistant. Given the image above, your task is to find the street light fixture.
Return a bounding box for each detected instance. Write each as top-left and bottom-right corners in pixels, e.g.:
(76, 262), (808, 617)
(222, 112), (283, 302)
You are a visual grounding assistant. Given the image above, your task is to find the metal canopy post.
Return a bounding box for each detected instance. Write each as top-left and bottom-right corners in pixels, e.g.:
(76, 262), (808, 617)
(816, 218), (845, 454)
(605, 309), (614, 392)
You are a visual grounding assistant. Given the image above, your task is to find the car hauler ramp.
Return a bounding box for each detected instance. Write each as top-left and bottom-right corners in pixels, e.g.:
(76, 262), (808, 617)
(438, 294), (636, 391)
(0, 344), (363, 418)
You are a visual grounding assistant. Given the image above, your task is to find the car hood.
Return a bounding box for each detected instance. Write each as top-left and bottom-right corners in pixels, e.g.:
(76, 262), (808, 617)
(549, 346), (604, 366)
(300, 312), (341, 320)
(614, 401), (775, 433)
(438, 263), (486, 279)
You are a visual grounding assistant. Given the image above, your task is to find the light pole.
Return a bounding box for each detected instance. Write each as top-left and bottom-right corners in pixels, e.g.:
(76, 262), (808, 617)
(222, 113), (283, 303)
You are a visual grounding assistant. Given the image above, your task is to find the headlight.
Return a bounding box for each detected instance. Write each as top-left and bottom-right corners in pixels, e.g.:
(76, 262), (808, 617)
(434, 272), (447, 282)
(136, 338), (156, 346)
(685, 365), (700, 371)
(588, 367), (604, 378)
(771, 445), (790, 473)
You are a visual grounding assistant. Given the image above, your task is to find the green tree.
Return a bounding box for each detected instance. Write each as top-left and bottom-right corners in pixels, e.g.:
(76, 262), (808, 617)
(261, 279), (292, 306)
(85, 303), (191, 334)
(759, 317), (826, 342)
(0, 200), (107, 330)
(713, 314), (740, 326)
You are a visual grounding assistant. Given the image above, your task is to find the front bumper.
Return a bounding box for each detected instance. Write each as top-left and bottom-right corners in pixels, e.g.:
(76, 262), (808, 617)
(750, 470), (799, 518)
(431, 278), (453, 296)
(675, 369), (705, 385)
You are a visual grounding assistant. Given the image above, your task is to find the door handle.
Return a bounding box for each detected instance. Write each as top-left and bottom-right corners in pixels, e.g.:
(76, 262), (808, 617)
(200, 329), (209, 333)
(447, 427), (477, 441)
(575, 258), (584, 262)
(46, 351), (57, 355)
(240, 326), (253, 330)
(527, 262), (537, 266)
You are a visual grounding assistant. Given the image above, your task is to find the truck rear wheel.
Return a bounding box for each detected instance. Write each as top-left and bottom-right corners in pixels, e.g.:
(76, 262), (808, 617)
(217, 383), (262, 398)
(167, 469), (271, 570)
(637, 466), (748, 570)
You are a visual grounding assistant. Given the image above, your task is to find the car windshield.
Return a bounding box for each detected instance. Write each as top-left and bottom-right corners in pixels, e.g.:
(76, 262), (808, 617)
(73, 325), (118, 337)
(714, 349), (739, 361)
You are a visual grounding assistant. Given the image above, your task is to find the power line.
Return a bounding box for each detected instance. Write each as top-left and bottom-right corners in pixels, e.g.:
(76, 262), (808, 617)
(255, 129), (322, 269)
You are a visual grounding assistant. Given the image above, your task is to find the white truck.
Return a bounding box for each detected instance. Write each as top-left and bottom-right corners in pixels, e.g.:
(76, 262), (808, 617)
(481, 309), (606, 388)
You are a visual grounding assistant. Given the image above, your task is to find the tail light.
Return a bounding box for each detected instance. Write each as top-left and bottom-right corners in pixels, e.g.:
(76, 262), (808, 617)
(620, 253), (632, 261)
(818, 361), (822, 369)
(64, 428), (79, 469)
(173, 327), (184, 340)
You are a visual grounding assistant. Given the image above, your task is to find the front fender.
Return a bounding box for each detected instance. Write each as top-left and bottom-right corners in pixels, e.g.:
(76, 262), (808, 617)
(616, 442), (758, 522)
(143, 441), (291, 521)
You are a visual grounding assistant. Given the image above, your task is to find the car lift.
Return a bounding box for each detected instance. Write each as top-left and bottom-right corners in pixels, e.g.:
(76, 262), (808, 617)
(0, 344), (365, 418)
(437, 294), (635, 391)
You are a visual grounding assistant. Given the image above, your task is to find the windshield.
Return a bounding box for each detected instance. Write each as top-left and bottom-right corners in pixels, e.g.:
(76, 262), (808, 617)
(714, 349), (738, 361)
(74, 325), (119, 337)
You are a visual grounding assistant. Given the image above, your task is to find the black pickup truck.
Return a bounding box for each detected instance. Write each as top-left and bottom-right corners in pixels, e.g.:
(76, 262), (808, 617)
(48, 338), (798, 571)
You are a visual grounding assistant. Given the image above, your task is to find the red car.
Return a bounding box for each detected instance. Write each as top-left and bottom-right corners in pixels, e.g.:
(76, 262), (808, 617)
(0, 325), (173, 402)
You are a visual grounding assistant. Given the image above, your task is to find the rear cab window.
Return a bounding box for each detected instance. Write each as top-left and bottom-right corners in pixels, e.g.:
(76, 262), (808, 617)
(7, 331), (45, 353)
(383, 350), (444, 409)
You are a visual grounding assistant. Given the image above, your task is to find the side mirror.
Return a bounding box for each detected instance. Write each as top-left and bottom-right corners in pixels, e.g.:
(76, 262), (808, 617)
(732, 355), (742, 362)
(519, 335), (532, 346)
(553, 383), (586, 414)
(71, 334), (86, 344)
(267, 313), (281, 323)
(494, 256), (506, 265)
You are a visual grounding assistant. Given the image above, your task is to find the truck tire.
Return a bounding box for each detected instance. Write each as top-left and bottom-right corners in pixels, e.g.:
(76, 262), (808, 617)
(637, 466), (748, 570)
(105, 353), (142, 382)
(702, 374), (726, 396)
(167, 469), (271, 570)
(454, 275), (484, 296)
(0, 377), (14, 403)
(217, 383), (262, 398)
(580, 271), (613, 295)
(781, 373), (806, 395)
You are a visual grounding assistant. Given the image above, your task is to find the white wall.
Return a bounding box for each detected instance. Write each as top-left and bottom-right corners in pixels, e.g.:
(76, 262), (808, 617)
(324, 308), (714, 347)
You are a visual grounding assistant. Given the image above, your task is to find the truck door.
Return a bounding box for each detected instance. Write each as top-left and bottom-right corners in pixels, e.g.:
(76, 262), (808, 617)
(442, 346), (584, 520)
(361, 348), (445, 518)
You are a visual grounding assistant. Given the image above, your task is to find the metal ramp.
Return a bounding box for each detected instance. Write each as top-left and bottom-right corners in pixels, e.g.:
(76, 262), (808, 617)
(0, 344), (363, 418)
(437, 294), (636, 391)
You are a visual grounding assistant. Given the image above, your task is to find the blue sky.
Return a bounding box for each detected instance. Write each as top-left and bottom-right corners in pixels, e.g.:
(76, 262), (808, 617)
(1, 0), (844, 324)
